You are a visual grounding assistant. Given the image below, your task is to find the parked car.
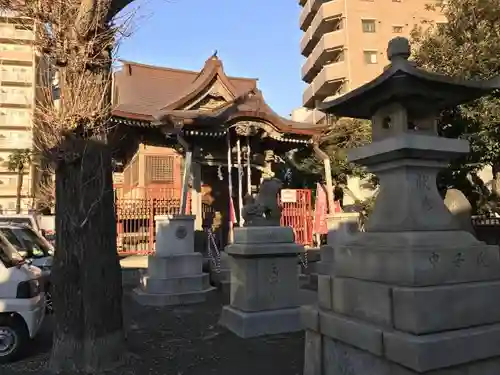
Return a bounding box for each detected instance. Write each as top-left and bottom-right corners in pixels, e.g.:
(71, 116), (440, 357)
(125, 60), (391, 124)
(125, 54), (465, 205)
(0, 232), (46, 363)
(0, 214), (41, 232)
(0, 214), (55, 244)
(0, 223), (54, 313)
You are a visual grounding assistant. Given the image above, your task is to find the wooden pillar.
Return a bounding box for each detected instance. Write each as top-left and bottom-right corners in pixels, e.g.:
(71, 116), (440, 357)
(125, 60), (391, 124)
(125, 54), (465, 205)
(236, 137), (244, 227)
(138, 144), (146, 199)
(246, 137), (251, 196)
(226, 132), (234, 243)
(190, 153), (202, 230)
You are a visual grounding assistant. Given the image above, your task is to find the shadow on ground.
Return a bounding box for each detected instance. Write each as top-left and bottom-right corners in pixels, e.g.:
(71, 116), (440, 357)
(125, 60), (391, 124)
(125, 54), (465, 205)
(4, 290), (305, 375)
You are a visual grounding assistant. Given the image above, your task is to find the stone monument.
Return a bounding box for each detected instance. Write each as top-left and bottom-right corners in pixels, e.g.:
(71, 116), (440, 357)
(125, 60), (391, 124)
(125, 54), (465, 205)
(132, 215), (214, 306)
(302, 37), (500, 375)
(219, 178), (304, 337)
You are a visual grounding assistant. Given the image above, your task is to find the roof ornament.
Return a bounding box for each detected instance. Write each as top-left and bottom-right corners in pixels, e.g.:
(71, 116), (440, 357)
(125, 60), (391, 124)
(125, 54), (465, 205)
(387, 37), (410, 62)
(386, 37), (415, 68)
(210, 50), (218, 60)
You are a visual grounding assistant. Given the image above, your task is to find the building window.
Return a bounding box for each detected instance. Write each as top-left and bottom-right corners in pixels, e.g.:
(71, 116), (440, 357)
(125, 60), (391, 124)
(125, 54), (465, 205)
(392, 25), (404, 33)
(361, 19), (376, 33)
(364, 51), (378, 64)
(146, 156), (174, 183)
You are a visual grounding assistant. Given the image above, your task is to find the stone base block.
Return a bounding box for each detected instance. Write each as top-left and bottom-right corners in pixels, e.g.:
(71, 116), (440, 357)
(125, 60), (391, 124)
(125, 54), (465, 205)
(140, 273), (210, 294)
(302, 306), (500, 373)
(305, 333), (500, 375)
(148, 253), (203, 279)
(234, 226), (295, 244)
(316, 261), (333, 275)
(219, 305), (302, 338)
(131, 287), (214, 307)
(336, 231), (500, 286)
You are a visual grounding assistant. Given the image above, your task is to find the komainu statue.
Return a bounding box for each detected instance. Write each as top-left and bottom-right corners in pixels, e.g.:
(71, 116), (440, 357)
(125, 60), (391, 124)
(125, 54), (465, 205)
(242, 178), (283, 226)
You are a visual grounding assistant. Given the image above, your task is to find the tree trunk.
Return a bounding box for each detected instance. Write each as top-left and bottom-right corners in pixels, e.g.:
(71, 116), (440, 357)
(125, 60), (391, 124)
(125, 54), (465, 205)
(49, 137), (124, 373)
(15, 167), (23, 214)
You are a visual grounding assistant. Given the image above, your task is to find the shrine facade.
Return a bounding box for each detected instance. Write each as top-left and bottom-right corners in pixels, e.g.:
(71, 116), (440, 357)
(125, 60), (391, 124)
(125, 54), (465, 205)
(109, 54), (324, 252)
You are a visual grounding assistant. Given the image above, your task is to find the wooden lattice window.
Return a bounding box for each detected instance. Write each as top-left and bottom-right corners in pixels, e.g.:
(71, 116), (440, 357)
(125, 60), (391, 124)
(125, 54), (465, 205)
(146, 156), (174, 183)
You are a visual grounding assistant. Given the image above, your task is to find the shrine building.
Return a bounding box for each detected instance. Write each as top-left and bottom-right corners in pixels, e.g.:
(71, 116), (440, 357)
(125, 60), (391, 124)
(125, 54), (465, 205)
(109, 53), (324, 252)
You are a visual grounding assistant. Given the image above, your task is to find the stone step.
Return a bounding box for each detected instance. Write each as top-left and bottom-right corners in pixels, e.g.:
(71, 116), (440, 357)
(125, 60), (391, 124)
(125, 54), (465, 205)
(132, 286), (215, 307)
(148, 252), (203, 279)
(141, 273), (210, 294)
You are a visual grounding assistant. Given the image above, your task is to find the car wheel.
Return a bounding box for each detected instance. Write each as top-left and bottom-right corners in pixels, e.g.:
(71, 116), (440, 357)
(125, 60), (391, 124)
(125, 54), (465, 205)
(0, 318), (27, 363)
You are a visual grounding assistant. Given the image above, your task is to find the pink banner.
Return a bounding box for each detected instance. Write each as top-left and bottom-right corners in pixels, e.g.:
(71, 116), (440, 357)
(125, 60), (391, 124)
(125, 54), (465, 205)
(313, 183), (328, 235)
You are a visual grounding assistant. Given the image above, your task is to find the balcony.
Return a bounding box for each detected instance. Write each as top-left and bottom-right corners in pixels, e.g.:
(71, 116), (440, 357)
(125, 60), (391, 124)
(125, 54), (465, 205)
(0, 179), (31, 196)
(302, 109), (326, 124)
(0, 25), (34, 41)
(0, 138), (32, 149)
(299, 0), (323, 31)
(0, 71), (32, 84)
(302, 61), (347, 108)
(302, 30), (346, 83)
(300, 0), (345, 56)
(0, 49), (32, 62)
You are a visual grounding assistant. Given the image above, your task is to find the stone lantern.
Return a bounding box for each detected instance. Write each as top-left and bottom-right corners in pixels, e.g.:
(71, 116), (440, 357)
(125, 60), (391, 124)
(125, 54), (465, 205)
(301, 37), (500, 375)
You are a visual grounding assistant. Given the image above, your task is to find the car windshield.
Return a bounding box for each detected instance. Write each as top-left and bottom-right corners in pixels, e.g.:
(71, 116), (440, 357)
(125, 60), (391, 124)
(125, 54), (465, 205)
(0, 233), (24, 268)
(15, 227), (53, 258)
(0, 227), (53, 258)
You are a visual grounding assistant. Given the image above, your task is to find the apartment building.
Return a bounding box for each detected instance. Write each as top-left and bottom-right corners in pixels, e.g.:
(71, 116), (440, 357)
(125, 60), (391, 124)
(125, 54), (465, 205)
(0, 10), (40, 212)
(298, 0), (446, 124)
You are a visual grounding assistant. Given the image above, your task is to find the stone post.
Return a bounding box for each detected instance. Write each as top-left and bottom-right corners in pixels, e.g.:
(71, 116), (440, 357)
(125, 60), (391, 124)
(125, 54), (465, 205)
(132, 215), (214, 306)
(219, 226), (303, 338)
(317, 213), (360, 275)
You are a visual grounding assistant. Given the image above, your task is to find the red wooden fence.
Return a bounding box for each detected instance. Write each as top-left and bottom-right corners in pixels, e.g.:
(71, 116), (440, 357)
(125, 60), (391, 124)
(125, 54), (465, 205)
(280, 189), (313, 247)
(115, 187), (313, 255)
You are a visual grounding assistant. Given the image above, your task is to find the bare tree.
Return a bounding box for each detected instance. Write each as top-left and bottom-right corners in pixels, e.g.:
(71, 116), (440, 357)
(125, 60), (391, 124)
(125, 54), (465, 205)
(6, 148), (31, 213)
(0, 0), (136, 372)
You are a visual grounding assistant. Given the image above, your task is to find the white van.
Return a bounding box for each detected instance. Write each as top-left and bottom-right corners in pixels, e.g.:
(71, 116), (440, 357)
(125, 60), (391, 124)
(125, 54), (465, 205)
(0, 232), (45, 362)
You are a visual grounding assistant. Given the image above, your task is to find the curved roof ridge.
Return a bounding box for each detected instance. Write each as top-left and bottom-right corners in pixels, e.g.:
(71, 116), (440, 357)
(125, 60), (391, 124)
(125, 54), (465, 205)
(161, 54), (242, 110)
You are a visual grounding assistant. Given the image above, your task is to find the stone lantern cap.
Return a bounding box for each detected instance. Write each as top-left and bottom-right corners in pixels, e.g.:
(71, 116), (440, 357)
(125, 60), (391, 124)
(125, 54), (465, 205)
(319, 37), (500, 120)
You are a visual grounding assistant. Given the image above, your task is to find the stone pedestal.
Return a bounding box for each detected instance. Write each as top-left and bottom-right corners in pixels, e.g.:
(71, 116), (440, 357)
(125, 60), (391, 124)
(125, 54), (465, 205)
(219, 226), (303, 338)
(304, 231), (500, 375)
(132, 215), (214, 306)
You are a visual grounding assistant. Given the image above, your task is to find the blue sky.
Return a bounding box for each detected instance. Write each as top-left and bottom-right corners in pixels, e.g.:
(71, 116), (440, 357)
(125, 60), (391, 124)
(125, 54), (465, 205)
(117, 0), (305, 117)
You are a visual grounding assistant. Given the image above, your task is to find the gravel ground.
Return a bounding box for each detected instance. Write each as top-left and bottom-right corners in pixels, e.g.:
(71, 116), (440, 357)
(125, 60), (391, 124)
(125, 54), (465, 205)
(3, 290), (305, 375)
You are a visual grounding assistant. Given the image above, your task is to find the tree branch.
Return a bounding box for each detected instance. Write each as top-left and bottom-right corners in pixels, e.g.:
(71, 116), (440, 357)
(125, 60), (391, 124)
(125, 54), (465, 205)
(107, 0), (136, 22)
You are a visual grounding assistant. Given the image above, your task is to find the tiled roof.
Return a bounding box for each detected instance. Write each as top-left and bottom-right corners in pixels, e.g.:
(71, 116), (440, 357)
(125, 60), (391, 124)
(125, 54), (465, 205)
(112, 56), (257, 117)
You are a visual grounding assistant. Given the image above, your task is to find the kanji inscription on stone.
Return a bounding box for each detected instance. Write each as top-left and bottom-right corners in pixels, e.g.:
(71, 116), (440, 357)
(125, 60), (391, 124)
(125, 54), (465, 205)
(453, 252), (465, 268)
(269, 263), (279, 284)
(477, 251), (490, 268)
(429, 252), (440, 267)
